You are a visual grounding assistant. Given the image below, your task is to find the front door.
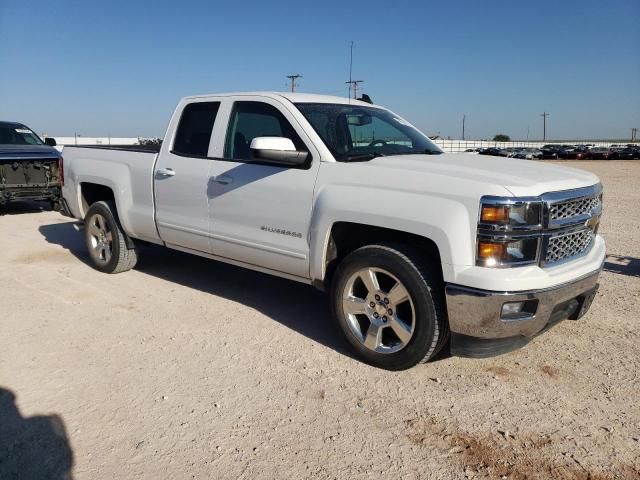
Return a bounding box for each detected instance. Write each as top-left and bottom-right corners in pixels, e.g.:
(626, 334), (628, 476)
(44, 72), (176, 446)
(206, 98), (320, 279)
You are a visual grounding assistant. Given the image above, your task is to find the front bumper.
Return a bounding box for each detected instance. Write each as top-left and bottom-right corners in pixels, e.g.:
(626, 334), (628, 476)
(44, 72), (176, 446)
(0, 185), (61, 205)
(445, 268), (601, 358)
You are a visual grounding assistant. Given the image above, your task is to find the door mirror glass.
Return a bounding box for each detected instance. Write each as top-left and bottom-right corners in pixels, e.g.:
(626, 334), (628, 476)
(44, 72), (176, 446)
(44, 137), (57, 147)
(250, 137), (308, 166)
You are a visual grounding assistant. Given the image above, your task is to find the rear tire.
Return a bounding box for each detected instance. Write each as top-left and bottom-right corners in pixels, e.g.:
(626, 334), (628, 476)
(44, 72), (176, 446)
(84, 201), (138, 273)
(330, 243), (448, 371)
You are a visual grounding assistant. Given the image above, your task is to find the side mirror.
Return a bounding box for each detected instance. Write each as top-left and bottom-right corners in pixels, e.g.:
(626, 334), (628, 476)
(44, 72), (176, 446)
(249, 137), (308, 166)
(44, 137), (57, 147)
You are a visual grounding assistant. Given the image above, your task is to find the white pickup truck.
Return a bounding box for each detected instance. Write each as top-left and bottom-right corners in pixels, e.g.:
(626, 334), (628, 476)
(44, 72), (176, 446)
(60, 92), (605, 370)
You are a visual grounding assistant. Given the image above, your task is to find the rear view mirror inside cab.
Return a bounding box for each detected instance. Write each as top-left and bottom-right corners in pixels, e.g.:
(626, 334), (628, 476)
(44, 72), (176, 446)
(346, 111), (372, 126)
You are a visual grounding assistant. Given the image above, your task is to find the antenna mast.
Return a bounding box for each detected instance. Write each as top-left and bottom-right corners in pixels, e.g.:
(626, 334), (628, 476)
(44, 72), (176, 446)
(347, 41), (353, 98)
(345, 41), (365, 100)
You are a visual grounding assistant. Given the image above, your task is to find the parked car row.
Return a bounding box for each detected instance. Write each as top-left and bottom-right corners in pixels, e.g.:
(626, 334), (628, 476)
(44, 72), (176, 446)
(467, 144), (640, 160)
(470, 147), (543, 159)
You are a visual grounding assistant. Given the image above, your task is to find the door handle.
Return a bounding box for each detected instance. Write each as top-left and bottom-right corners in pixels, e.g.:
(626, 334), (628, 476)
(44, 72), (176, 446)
(156, 168), (176, 177)
(210, 175), (233, 185)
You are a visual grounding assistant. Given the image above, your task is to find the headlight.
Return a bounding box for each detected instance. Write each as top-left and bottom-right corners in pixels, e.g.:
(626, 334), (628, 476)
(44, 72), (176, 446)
(479, 202), (542, 228)
(477, 197), (543, 267)
(476, 238), (540, 267)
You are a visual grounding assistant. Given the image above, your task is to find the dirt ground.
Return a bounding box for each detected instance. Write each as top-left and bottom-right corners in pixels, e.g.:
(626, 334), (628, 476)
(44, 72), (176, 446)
(1, 160), (639, 479)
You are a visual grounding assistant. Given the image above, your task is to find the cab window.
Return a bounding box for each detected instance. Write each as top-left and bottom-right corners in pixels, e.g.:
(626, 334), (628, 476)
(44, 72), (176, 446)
(224, 101), (305, 161)
(173, 102), (220, 157)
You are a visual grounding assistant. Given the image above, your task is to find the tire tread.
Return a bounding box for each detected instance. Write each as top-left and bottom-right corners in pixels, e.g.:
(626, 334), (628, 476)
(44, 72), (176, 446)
(331, 242), (449, 370)
(85, 201), (138, 274)
(367, 243), (448, 364)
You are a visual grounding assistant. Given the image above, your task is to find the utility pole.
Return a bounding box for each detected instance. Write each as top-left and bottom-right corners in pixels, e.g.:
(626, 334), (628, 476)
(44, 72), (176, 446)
(462, 114), (466, 140)
(632, 127), (638, 142)
(540, 112), (550, 141)
(286, 74), (302, 93)
(345, 79), (364, 100)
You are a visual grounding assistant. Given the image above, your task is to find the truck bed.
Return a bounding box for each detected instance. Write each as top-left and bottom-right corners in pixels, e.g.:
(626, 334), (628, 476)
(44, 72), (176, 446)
(64, 144), (162, 153)
(61, 146), (161, 243)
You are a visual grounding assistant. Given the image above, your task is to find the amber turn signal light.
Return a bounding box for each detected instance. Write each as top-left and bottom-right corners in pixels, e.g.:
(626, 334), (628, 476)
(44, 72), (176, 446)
(481, 205), (510, 224)
(477, 241), (507, 260)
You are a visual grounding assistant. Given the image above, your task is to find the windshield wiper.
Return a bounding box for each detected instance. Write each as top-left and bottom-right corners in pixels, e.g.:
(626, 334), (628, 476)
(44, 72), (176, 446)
(343, 152), (385, 162)
(393, 149), (443, 156)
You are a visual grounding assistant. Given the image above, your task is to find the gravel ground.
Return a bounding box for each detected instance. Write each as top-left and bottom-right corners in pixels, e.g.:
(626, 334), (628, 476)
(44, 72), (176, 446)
(1, 160), (638, 480)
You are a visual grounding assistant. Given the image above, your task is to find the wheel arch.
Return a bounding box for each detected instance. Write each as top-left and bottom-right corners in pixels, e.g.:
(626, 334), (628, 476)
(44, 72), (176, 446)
(80, 182), (116, 214)
(76, 176), (135, 238)
(312, 220), (447, 291)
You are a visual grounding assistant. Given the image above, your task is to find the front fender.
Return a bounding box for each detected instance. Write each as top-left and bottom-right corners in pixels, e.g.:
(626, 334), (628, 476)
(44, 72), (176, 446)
(309, 184), (475, 283)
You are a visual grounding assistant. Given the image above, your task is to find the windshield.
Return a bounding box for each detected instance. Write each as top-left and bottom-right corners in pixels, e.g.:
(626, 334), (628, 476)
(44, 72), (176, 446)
(295, 103), (442, 161)
(0, 124), (44, 145)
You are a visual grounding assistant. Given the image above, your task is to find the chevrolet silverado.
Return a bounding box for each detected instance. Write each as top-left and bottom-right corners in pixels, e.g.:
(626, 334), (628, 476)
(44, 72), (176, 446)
(60, 93), (604, 370)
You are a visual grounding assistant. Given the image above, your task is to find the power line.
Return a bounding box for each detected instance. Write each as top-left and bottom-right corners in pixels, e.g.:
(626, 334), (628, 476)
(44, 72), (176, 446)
(540, 112), (550, 141)
(286, 74), (302, 93)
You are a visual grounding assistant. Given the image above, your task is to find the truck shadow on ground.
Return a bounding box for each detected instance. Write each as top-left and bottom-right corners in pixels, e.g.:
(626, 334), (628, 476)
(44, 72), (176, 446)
(604, 255), (640, 278)
(0, 387), (74, 480)
(39, 221), (361, 361)
(0, 200), (52, 216)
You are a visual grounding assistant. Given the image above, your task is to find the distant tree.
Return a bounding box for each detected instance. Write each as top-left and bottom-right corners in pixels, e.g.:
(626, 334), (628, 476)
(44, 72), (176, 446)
(493, 134), (511, 142)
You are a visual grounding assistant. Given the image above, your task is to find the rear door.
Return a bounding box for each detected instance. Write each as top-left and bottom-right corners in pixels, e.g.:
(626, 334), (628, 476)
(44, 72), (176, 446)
(206, 96), (321, 279)
(154, 100), (220, 253)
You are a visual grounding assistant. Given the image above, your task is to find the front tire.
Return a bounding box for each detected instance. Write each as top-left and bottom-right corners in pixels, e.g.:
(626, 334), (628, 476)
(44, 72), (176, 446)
(84, 201), (138, 273)
(330, 243), (448, 370)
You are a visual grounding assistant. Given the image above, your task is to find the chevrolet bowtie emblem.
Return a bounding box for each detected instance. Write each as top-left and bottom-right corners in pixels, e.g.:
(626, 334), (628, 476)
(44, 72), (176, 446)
(585, 216), (599, 230)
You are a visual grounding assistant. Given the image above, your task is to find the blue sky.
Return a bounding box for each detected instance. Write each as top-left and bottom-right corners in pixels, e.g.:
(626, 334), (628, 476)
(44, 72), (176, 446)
(1, 0), (638, 140)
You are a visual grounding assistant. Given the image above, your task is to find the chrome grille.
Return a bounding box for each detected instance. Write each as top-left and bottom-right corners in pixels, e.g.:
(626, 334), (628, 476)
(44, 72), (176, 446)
(545, 229), (595, 265)
(549, 195), (601, 221)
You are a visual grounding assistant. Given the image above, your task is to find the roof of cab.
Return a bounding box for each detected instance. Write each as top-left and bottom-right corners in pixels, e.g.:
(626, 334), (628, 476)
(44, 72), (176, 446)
(0, 121), (27, 128)
(182, 91), (379, 108)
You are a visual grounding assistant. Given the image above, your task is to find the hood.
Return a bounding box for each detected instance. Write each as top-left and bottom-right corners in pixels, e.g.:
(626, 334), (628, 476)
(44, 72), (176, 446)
(367, 153), (599, 197)
(0, 144), (60, 159)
